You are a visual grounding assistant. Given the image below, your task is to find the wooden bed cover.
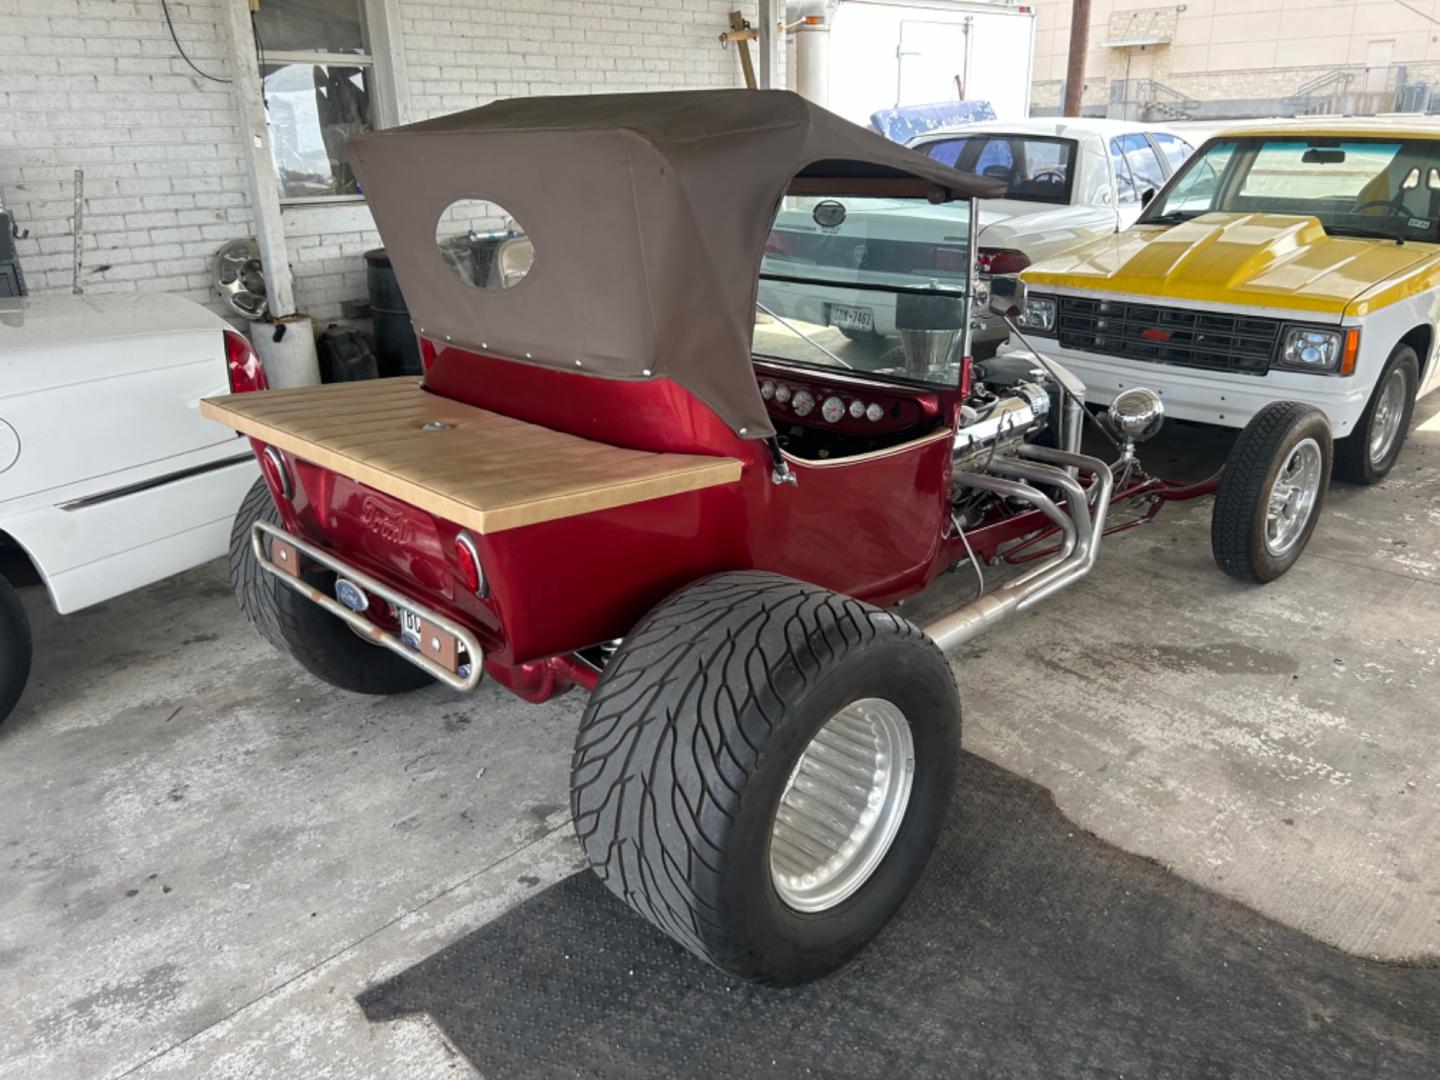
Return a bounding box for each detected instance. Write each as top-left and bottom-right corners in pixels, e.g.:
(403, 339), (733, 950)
(200, 377), (743, 534)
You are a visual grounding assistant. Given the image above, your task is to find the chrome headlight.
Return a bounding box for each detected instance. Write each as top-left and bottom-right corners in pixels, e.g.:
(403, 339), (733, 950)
(1016, 294), (1057, 334)
(1108, 387), (1165, 442)
(1278, 326), (1343, 372)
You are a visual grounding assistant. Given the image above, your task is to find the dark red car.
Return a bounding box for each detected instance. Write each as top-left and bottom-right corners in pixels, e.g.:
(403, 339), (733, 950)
(206, 90), (1332, 985)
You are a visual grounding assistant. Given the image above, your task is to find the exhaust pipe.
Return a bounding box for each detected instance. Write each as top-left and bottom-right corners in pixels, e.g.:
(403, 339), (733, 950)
(925, 446), (1113, 652)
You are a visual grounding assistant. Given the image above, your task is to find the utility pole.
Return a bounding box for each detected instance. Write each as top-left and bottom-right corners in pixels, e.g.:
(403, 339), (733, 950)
(1063, 0), (1091, 117)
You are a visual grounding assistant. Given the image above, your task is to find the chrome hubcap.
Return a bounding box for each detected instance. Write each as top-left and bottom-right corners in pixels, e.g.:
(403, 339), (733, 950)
(769, 698), (915, 913)
(1368, 369), (1406, 466)
(1265, 438), (1323, 557)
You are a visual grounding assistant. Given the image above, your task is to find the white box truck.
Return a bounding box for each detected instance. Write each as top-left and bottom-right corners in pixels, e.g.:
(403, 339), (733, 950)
(792, 0), (1037, 126)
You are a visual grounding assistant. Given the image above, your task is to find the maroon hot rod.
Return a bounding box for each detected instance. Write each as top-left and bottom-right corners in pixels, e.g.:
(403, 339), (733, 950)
(204, 91), (1334, 985)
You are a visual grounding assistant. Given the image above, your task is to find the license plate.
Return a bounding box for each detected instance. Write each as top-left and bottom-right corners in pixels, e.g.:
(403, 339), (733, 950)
(399, 607), (423, 650)
(828, 303), (873, 332)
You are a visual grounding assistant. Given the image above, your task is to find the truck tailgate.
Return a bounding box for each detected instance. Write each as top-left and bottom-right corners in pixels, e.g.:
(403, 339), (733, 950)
(200, 377), (743, 533)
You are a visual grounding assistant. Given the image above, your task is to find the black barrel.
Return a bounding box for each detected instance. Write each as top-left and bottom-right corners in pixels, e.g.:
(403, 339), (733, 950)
(365, 248), (422, 377)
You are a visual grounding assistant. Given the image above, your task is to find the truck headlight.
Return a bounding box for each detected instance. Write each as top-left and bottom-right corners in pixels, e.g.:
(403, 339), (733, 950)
(1278, 326), (1344, 372)
(1017, 294), (1057, 334)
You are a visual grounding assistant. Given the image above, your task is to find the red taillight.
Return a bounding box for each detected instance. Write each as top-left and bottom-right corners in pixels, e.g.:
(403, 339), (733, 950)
(224, 328), (268, 393)
(975, 248), (1031, 276)
(934, 246), (968, 272)
(454, 532), (486, 596)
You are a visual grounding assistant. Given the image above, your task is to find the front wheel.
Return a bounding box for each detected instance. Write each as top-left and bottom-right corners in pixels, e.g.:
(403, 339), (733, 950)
(1211, 402), (1332, 584)
(229, 478), (433, 696)
(1334, 344), (1417, 485)
(0, 573), (32, 727)
(570, 572), (960, 986)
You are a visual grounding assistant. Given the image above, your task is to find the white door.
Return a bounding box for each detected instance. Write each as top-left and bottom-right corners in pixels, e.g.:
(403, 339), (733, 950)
(896, 18), (970, 106)
(1365, 40), (1394, 95)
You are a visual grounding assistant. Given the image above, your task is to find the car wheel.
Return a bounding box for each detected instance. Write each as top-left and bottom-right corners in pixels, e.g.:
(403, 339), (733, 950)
(229, 477), (433, 696)
(1211, 402), (1332, 584)
(570, 571), (960, 985)
(1334, 344), (1418, 485)
(0, 572), (32, 727)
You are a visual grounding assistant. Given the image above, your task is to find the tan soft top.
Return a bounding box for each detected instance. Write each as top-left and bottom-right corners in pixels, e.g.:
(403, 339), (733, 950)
(347, 90), (1001, 439)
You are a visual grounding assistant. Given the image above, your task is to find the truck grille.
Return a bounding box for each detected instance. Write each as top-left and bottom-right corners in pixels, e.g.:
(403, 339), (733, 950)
(1057, 297), (1280, 375)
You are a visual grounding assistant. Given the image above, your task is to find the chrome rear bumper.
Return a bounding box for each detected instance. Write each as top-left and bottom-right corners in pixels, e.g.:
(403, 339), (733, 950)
(251, 520), (484, 691)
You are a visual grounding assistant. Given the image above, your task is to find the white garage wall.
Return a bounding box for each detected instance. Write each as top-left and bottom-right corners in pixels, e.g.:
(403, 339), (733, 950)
(0, 0), (764, 322)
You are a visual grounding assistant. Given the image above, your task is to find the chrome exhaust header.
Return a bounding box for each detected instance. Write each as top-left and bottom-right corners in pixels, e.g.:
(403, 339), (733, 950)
(925, 446), (1113, 652)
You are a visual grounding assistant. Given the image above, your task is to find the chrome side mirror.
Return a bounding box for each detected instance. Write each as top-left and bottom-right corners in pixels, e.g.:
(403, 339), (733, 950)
(988, 275), (1026, 319)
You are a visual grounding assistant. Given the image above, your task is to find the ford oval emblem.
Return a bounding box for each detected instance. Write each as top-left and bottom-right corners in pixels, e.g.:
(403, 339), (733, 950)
(813, 200), (846, 228)
(334, 577), (369, 614)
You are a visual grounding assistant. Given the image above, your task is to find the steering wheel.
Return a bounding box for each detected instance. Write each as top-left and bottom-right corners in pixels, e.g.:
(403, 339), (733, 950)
(1352, 198), (1408, 216)
(1031, 169), (1066, 183)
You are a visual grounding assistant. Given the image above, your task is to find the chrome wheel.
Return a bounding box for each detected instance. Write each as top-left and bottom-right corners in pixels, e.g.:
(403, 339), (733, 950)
(769, 698), (915, 913)
(1368, 368), (1407, 466)
(1265, 437), (1323, 557)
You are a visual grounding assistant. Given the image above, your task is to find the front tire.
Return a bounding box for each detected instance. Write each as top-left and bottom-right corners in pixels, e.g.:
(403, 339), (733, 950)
(1334, 344), (1417, 485)
(1211, 402), (1332, 584)
(0, 573), (32, 727)
(570, 572), (960, 985)
(229, 478), (433, 696)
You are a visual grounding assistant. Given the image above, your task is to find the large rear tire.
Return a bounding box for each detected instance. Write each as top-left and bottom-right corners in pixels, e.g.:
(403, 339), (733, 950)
(1211, 402), (1332, 584)
(1334, 344), (1417, 485)
(570, 571), (960, 986)
(229, 478), (433, 696)
(0, 573), (32, 727)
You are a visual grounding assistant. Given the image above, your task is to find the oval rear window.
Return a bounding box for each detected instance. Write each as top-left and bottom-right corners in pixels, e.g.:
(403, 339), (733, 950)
(435, 199), (533, 289)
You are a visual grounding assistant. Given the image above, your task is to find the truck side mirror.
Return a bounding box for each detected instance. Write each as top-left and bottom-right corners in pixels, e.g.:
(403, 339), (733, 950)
(988, 274), (1024, 318)
(1140, 187), (1157, 208)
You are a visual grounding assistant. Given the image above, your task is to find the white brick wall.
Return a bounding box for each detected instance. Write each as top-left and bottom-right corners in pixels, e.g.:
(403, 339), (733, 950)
(1, 0), (764, 322)
(0, 0), (249, 310)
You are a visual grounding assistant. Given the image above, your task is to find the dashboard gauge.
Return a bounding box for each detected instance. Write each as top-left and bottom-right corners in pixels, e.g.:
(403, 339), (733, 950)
(821, 395), (845, 423)
(849, 399), (865, 419)
(760, 380), (775, 400)
(865, 402), (884, 422)
(774, 384), (792, 405)
(792, 389), (815, 417)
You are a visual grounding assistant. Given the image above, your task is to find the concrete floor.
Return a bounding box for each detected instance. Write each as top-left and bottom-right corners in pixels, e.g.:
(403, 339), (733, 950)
(2, 397), (1437, 1079)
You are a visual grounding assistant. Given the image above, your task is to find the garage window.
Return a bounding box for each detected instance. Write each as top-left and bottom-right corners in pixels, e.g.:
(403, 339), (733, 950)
(254, 0), (379, 202)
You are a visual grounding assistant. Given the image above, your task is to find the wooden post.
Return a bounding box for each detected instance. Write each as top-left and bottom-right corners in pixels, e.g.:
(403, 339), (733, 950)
(220, 0), (295, 317)
(728, 11), (758, 90)
(1063, 0), (1091, 118)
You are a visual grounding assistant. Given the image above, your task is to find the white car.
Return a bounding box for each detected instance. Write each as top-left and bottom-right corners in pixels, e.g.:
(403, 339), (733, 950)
(0, 293), (264, 725)
(758, 118), (1194, 355)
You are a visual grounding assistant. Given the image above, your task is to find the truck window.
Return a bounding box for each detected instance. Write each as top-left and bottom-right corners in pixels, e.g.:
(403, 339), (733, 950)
(1119, 133), (1166, 196)
(1151, 132), (1193, 172)
(1110, 138), (1139, 204)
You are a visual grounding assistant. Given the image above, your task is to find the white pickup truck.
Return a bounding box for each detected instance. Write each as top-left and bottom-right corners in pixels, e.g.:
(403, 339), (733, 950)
(0, 292), (264, 726)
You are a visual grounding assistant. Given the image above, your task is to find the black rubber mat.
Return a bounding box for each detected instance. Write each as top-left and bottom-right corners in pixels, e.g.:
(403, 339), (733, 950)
(359, 754), (1439, 1078)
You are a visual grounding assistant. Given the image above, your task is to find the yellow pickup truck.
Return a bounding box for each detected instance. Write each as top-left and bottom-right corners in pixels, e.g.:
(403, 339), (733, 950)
(1012, 122), (1440, 484)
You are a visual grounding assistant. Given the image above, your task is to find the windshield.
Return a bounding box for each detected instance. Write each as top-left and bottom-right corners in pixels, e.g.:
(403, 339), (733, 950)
(915, 134), (1076, 205)
(1140, 136), (1440, 242)
(754, 196), (971, 388)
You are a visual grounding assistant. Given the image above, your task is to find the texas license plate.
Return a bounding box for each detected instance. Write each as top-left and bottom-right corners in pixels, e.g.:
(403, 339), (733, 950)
(399, 607), (423, 650)
(828, 303), (873, 332)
